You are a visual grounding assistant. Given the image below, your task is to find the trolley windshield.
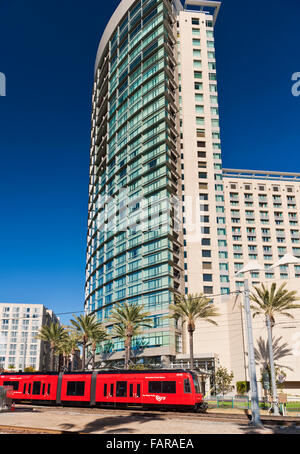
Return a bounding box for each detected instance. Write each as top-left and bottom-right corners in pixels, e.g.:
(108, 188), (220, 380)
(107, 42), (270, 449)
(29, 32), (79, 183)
(190, 373), (201, 394)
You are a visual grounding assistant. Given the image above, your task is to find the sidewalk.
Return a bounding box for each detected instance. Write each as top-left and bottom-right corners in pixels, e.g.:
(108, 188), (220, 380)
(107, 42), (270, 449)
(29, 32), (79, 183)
(207, 407), (300, 423)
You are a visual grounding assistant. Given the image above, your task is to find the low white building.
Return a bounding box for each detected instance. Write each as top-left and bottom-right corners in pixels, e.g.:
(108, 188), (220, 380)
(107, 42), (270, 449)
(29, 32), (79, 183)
(0, 303), (59, 372)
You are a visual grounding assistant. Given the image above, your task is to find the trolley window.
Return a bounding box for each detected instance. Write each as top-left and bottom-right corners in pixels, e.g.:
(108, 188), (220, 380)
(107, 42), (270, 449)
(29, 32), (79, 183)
(47, 384), (51, 395)
(32, 381), (41, 395)
(42, 384), (45, 395)
(110, 384), (114, 396)
(3, 381), (19, 391)
(137, 383), (141, 398)
(148, 381), (176, 394)
(190, 373), (201, 394)
(184, 379), (192, 393)
(104, 384), (107, 397)
(66, 381), (85, 397)
(116, 381), (127, 397)
(129, 383), (134, 397)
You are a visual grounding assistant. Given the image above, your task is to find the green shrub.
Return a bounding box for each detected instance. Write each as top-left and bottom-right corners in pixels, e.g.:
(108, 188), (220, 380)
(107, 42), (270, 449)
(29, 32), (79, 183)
(236, 381), (250, 395)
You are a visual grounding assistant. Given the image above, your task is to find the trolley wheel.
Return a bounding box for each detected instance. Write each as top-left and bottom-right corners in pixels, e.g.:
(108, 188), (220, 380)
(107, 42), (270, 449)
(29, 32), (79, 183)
(196, 402), (208, 413)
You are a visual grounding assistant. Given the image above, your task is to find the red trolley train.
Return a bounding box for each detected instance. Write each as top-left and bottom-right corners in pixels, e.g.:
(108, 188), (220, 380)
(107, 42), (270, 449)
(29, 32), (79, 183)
(0, 369), (208, 412)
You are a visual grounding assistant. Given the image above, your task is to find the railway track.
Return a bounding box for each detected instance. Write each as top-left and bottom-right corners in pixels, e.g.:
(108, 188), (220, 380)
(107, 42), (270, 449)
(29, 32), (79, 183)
(0, 424), (80, 434)
(10, 404), (300, 427)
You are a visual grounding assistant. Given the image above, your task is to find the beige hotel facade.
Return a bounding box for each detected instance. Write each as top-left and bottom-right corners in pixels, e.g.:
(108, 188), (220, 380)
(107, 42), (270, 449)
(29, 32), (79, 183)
(86, 0), (300, 395)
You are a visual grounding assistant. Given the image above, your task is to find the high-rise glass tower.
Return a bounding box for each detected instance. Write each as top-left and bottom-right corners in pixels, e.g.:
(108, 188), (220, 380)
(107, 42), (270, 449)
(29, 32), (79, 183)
(84, 0), (300, 396)
(85, 0), (222, 367)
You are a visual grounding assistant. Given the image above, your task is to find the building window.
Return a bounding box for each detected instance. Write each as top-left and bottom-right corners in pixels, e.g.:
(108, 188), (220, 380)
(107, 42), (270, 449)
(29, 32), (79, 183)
(203, 262), (212, 270)
(202, 250), (211, 258)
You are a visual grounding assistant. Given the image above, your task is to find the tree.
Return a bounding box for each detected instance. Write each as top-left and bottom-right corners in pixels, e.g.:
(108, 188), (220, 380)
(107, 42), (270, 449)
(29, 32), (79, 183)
(215, 366), (234, 396)
(250, 282), (300, 328)
(236, 381), (250, 396)
(110, 302), (152, 370)
(58, 336), (72, 372)
(88, 328), (109, 370)
(69, 313), (106, 371)
(250, 282), (300, 414)
(36, 322), (68, 371)
(67, 332), (81, 371)
(254, 335), (293, 373)
(169, 293), (220, 370)
(24, 366), (36, 373)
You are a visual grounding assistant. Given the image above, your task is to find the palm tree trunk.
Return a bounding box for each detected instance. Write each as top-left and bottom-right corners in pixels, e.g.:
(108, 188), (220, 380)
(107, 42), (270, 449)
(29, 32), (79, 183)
(125, 337), (131, 370)
(266, 314), (279, 415)
(51, 347), (55, 372)
(188, 329), (194, 370)
(71, 351), (75, 371)
(92, 346), (96, 371)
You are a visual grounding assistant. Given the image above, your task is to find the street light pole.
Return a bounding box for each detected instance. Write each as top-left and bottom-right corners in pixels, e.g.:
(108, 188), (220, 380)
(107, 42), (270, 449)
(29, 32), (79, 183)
(22, 338), (27, 372)
(243, 278), (262, 427)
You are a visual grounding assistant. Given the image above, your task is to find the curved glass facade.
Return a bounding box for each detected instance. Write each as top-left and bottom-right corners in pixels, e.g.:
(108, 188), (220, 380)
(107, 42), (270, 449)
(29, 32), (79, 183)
(85, 0), (184, 364)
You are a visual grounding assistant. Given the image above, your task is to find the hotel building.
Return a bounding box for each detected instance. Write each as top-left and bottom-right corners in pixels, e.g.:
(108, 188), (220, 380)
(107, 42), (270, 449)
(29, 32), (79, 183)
(0, 303), (60, 372)
(85, 0), (300, 393)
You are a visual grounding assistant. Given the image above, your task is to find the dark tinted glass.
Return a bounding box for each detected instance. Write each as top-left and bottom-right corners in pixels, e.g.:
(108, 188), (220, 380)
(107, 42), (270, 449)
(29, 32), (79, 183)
(32, 381), (41, 395)
(66, 381), (85, 396)
(3, 381), (19, 391)
(162, 381), (176, 394)
(184, 379), (191, 393)
(191, 373), (201, 394)
(130, 383), (134, 397)
(116, 381), (127, 397)
(149, 381), (162, 393)
(149, 381), (176, 394)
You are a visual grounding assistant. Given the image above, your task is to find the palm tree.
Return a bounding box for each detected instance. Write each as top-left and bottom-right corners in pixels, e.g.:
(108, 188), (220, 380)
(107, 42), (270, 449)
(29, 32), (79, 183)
(110, 302), (153, 370)
(169, 293), (220, 370)
(58, 340), (69, 371)
(68, 332), (81, 371)
(36, 322), (68, 371)
(254, 335), (293, 373)
(57, 331), (81, 372)
(88, 328), (109, 370)
(250, 282), (300, 414)
(250, 282), (300, 329)
(254, 335), (293, 402)
(69, 313), (106, 371)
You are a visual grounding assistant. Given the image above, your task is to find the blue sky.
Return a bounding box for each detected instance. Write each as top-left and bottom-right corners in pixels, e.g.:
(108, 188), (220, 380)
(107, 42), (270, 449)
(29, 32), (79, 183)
(0, 0), (299, 324)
